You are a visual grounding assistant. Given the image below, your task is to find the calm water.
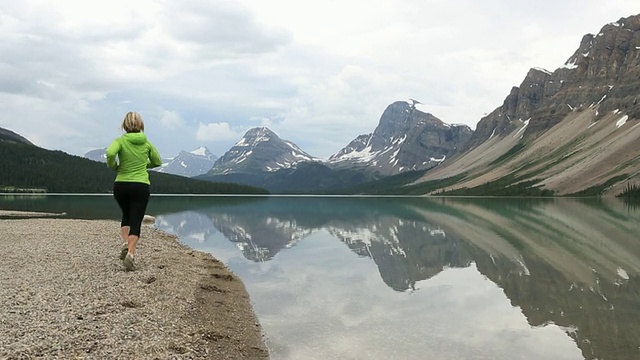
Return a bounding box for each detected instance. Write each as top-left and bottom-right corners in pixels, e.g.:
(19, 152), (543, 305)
(2, 195), (639, 360)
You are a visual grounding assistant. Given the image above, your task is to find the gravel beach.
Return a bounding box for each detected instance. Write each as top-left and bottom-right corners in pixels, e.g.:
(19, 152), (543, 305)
(0, 211), (269, 359)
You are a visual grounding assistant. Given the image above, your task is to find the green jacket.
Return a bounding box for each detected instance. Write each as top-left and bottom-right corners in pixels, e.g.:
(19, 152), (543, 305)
(106, 132), (162, 185)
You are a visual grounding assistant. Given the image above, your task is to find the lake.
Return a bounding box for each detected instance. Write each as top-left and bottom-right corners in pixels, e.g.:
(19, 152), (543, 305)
(1, 194), (639, 360)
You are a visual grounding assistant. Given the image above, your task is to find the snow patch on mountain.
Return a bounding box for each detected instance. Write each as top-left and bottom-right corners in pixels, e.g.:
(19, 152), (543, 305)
(190, 147), (208, 156)
(615, 115), (629, 129)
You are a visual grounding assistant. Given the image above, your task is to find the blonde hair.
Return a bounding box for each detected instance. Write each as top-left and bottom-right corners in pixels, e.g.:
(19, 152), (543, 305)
(121, 111), (145, 132)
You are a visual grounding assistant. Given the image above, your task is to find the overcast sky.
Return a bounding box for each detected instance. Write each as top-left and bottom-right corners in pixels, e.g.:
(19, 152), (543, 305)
(0, 1), (638, 159)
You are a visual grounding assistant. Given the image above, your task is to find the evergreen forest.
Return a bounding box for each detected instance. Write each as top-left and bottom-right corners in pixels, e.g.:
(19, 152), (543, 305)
(0, 142), (268, 194)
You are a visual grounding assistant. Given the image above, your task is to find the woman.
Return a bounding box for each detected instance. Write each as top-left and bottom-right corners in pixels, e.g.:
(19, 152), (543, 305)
(106, 111), (162, 271)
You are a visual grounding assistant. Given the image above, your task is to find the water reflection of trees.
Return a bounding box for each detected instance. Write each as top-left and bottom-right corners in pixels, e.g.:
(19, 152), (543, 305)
(408, 197), (640, 360)
(621, 198), (640, 211)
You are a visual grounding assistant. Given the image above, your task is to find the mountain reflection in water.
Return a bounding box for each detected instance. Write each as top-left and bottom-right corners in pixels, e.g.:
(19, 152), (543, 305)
(153, 196), (639, 360)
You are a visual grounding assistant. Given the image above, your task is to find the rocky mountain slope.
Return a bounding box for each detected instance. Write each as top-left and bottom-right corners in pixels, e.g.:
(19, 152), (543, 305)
(329, 101), (473, 176)
(415, 14), (640, 196)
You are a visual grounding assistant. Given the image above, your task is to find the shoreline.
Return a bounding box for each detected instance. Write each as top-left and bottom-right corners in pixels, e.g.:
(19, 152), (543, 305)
(0, 211), (269, 359)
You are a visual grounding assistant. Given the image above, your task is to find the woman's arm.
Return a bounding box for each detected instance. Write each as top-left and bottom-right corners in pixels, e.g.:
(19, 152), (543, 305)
(147, 142), (162, 169)
(105, 139), (120, 170)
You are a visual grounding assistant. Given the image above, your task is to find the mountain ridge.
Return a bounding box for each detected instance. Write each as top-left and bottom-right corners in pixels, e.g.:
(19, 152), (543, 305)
(199, 103), (473, 192)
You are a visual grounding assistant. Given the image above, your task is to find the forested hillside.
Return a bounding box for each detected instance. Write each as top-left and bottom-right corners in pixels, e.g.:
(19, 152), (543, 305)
(0, 142), (268, 194)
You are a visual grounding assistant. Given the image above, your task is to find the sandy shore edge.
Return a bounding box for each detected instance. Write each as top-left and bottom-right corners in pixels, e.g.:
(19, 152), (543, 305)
(0, 211), (269, 359)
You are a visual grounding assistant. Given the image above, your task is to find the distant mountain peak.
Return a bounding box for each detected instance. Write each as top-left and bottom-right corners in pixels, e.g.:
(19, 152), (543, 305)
(189, 146), (210, 156)
(235, 127), (278, 147)
(156, 146), (217, 177)
(207, 127), (318, 175)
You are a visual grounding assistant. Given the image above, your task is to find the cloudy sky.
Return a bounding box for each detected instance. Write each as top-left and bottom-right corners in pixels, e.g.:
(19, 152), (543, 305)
(1, 1), (638, 159)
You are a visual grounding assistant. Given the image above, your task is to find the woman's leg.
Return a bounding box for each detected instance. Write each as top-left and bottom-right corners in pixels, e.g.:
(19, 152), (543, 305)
(114, 183), (133, 261)
(120, 226), (130, 242)
(126, 183), (150, 256)
(113, 182), (149, 270)
(119, 226), (130, 260)
(113, 182), (132, 239)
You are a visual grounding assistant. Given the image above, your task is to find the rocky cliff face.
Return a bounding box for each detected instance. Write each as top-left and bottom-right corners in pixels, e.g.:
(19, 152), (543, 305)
(468, 15), (640, 151)
(418, 13), (640, 196)
(463, 68), (553, 151)
(526, 15), (640, 136)
(330, 101), (473, 176)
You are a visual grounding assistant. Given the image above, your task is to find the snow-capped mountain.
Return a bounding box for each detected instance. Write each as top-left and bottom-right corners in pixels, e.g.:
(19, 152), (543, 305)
(328, 101), (473, 176)
(156, 146), (218, 177)
(207, 127), (319, 175)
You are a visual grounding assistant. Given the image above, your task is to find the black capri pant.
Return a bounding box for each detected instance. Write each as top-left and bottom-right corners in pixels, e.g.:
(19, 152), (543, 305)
(113, 182), (150, 237)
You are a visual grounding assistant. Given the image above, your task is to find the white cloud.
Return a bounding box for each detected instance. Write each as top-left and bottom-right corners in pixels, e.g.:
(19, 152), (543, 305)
(162, 0), (291, 55)
(249, 116), (274, 128)
(157, 109), (185, 129)
(196, 121), (242, 142)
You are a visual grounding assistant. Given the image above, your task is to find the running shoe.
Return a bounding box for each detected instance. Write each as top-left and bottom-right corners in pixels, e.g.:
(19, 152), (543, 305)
(123, 253), (136, 272)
